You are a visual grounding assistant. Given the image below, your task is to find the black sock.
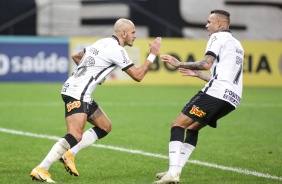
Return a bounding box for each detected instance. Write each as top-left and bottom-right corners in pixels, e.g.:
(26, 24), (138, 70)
(184, 129), (199, 147)
(63, 133), (78, 148)
(170, 126), (185, 142)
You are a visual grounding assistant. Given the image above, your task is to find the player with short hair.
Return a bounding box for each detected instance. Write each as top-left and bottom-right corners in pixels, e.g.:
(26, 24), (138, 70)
(154, 9), (244, 183)
(30, 18), (162, 183)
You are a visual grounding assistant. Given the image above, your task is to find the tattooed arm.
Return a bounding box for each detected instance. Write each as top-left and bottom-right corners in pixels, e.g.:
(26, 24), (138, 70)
(161, 54), (215, 71)
(161, 54), (215, 82)
(180, 55), (215, 70)
(197, 71), (210, 82)
(71, 49), (85, 65)
(178, 68), (211, 82)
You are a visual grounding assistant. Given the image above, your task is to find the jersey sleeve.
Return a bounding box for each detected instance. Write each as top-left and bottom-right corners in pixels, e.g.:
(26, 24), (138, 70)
(108, 47), (134, 71)
(205, 33), (221, 58)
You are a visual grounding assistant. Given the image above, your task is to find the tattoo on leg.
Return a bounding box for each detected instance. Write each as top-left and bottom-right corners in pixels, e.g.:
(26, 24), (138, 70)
(88, 108), (103, 121)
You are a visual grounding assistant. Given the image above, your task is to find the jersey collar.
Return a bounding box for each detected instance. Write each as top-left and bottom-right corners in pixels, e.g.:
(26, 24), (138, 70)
(221, 30), (232, 33)
(111, 35), (120, 45)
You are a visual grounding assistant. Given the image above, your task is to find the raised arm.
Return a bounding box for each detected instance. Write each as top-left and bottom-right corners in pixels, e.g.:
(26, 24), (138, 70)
(124, 37), (162, 82)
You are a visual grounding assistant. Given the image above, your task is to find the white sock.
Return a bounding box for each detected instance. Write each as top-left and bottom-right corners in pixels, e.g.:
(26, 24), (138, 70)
(39, 138), (70, 170)
(69, 128), (98, 156)
(168, 141), (183, 175)
(177, 143), (195, 173)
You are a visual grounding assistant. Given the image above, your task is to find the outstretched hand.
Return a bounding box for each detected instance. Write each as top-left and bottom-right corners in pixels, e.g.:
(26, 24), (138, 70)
(178, 68), (199, 77)
(149, 37), (162, 56)
(160, 54), (181, 68)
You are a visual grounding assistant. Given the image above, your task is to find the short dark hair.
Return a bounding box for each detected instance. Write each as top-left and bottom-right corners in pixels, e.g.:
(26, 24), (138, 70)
(211, 9), (230, 24)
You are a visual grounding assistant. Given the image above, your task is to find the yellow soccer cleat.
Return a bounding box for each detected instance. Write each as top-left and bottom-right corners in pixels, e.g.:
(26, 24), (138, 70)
(30, 166), (56, 183)
(59, 150), (79, 176)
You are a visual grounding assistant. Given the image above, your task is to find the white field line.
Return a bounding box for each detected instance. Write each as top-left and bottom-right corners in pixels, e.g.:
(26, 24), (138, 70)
(0, 128), (281, 181)
(0, 101), (281, 107)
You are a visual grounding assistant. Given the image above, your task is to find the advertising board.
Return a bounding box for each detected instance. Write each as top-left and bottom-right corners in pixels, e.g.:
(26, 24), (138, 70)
(70, 37), (282, 86)
(0, 37), (69, 82)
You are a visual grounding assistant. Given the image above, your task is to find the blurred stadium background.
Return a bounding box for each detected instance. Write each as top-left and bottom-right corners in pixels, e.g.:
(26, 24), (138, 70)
(1, 0), (282, 39)
(0, 0), (281, 85)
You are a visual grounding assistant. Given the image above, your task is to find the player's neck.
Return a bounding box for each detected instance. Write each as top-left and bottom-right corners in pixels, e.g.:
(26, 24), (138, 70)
(111, 35), (122, 46)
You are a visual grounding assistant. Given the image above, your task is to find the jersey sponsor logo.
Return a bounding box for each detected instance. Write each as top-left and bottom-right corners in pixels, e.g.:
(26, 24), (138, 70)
(189, 105), (206, 118)
(223, 89), (241, 106)
(67, 101), (81, 112)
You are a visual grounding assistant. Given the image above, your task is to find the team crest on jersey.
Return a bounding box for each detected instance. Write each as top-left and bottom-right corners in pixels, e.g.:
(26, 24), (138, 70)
(67, 101), (81, 112)
(84, 56), (95, 66)
(189, 105), (206, 118)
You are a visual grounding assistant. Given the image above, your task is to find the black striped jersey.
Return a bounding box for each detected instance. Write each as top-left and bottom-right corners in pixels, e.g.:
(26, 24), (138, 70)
(202, 30), (244, 108)
(61, 36), (134, 102)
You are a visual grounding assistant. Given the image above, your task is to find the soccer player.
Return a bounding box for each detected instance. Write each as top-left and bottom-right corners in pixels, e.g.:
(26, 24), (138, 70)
(30, 18), (162, 183)
(154, 10), (244, 183)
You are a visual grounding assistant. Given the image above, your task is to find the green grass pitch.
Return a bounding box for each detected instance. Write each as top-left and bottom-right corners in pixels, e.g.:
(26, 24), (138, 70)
(0, 83), (281, 184)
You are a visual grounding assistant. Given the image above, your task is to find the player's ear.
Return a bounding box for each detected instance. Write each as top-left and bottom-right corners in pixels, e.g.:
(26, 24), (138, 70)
(217, 20), (221, 29)
(122, 31), (126, 38)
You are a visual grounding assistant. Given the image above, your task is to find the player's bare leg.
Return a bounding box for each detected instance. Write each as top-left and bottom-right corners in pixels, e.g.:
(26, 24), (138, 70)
(60, 107), (111, 176)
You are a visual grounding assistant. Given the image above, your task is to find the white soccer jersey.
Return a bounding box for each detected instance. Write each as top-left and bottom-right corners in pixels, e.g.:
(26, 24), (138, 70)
(61, 36), (134, 102)
(202, 30), (244, 108)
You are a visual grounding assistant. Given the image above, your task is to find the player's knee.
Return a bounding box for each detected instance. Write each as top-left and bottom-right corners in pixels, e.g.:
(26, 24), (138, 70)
(76, 135), (83, 142)
(171, 120), (184, 128)
(171, 121), (177, 127)
(68, 129), (84, 142)
(71, 134), (82, 142)
(97, 120), (112, 133)
(188, 122), (205, 130)
(104, 122), (112, 133)
(171, 115), (194, 128)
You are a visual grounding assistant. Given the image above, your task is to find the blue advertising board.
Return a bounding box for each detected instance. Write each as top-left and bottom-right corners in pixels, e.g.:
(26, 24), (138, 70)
(0, 36), (69, 82)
